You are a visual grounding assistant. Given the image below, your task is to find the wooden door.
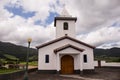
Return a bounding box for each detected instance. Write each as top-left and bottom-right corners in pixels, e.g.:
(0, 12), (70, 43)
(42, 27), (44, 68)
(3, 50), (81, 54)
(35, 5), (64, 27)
(61, 55), (74, 74)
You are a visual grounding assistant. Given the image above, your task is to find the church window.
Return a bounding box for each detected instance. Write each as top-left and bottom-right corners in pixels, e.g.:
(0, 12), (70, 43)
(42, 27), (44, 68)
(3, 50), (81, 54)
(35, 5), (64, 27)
(45, 55), (49, 63)
(83, 54), (87, 63)
(63, 22), (68, 30)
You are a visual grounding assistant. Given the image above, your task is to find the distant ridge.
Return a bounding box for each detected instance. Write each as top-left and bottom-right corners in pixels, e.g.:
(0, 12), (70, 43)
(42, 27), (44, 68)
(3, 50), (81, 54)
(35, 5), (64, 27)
(94, 47), (120, 57)
(0, 41), (120, 61)
(0, 41), (37, 61)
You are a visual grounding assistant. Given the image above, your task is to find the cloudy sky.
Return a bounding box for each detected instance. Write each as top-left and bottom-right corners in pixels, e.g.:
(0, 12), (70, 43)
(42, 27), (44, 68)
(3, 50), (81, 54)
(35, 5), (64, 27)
(0, 0), (120, 49)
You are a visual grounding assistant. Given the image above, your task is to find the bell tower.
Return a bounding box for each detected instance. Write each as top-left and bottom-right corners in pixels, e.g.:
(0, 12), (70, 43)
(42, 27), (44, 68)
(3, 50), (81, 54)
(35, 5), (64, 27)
(54, 8), (77, 38)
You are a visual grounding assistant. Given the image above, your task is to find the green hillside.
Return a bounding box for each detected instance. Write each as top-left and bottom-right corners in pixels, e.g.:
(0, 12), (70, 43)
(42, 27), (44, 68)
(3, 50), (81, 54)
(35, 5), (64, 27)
(0, 41), (38, 61)
(94, 48), (120, 57)
(0, 41), (120, 62)
(94, 48), (120, 62)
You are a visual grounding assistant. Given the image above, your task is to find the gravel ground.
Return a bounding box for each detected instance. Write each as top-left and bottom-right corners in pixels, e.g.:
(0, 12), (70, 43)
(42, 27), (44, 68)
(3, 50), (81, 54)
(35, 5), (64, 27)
(15, 67), (120, 80)
(83, 67), (120, 80)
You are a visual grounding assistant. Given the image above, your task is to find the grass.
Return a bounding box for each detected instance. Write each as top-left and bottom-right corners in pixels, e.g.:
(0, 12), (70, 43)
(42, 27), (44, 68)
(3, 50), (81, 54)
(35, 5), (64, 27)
(0, 69), (21, 74)
(28, 61), (38, 66)
(95, 56), (120, 62)
(4, 54), (19, 60)
(20, 61), (38, 66)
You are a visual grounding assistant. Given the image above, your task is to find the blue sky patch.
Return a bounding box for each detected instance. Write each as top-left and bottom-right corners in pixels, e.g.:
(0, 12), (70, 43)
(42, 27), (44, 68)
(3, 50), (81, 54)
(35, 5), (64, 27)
(111, 21), (120, 27)
(34, 20), (41, 25)
(5, 5), (59, 27)
(4, 6), (35, 19)
(34, 12), (59, 26)
(45, 12), (59, 25)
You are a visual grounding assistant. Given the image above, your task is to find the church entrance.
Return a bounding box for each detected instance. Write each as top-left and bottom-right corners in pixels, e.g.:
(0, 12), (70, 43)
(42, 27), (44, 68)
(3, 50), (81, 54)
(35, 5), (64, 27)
(61, 55), (74, 74)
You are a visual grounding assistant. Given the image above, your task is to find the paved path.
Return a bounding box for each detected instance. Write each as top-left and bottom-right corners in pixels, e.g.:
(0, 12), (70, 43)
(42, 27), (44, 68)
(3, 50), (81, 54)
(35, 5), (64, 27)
(60, 75), (104, 80)
(15, 67), (120, 80)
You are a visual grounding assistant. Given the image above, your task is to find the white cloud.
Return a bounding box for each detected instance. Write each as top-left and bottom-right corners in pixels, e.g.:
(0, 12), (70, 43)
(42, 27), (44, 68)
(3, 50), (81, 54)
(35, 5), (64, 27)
(0, 0), (120, 49)
(0, 14), (55, 47)
(0, 0), (57, 48)
(59, 0), (120, 33)
(0, 1), (13, 21)
(97, 41), (120, 49)
(18, 0), (58, 23)
(59, 0), (120, 48)
(77, 21), (120, 48)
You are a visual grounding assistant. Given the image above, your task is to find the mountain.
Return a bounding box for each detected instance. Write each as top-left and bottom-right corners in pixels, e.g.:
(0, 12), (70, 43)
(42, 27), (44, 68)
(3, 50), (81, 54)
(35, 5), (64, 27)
(0, 41), (38, 61)
(0, 41), (120, 61)
(94, 47), (120, 57)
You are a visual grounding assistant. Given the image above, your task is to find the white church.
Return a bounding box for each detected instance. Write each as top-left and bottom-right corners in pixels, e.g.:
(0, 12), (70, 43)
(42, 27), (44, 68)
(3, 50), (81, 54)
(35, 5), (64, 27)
(36, 8), (95, 74)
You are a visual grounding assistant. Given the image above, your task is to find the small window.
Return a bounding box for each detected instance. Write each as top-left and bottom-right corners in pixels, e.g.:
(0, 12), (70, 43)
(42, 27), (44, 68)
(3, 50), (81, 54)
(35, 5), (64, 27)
(83, 54), (87, 63)
(63, 22), (68, 30)
(45, 55), (49, 63)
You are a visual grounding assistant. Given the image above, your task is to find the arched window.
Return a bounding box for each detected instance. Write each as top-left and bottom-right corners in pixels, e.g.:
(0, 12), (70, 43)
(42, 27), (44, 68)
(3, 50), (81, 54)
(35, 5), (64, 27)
(63, 22), (68, 30)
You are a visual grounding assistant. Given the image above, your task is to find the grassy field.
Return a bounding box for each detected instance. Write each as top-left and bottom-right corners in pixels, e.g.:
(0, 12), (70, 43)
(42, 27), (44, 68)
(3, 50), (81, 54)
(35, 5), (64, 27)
(0, 61), (37, 75)
(95, 56), (120, 62)
(0, 69), (21, 74)
(20, 61), (38, 66)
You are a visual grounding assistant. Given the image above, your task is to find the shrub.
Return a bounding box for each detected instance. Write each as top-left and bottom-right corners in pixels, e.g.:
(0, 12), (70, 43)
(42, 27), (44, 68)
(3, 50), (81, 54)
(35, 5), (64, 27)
(8, 64), (19, 69)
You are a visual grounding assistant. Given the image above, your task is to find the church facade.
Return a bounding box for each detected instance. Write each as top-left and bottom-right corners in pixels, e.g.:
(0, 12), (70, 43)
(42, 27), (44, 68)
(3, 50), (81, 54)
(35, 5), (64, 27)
(36, 9), (95, 74)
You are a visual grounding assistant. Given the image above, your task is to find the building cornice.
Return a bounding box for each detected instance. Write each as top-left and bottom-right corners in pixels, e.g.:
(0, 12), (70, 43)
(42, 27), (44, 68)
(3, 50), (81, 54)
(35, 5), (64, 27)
(54, 17), (77, 26)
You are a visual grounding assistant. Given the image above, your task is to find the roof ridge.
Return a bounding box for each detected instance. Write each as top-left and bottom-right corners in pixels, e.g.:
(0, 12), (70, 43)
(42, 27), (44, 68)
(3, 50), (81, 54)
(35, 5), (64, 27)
(36, 35), (95, 49)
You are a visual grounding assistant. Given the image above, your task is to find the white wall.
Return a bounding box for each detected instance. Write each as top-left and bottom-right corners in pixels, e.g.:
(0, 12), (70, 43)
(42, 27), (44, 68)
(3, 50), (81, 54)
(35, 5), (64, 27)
(82, 50), (95, 69)
(56, 20), (76, 38)
(38, 38), (95, 70)
(94, 61), (98, 67)
(103, 62), (120, 67)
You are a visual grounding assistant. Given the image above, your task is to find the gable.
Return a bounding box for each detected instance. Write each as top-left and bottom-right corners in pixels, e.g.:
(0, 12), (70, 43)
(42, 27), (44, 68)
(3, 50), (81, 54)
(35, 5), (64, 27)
(36, 35), (95, 49)
(55, 47), (82, 54)
(54, 44), (84, 54)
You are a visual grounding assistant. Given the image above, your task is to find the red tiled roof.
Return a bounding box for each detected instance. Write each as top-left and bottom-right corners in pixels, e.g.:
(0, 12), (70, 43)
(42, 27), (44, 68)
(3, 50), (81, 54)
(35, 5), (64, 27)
(54, 44), (84, 54)
(54, 17), (77, 26)
(36, 35), (95, 49)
